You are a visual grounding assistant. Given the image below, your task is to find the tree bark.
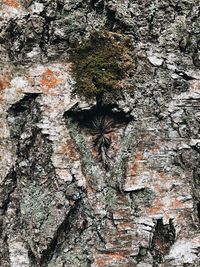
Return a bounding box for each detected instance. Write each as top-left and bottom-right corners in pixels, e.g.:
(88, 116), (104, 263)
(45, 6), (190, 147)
(0, 0), (200, 266)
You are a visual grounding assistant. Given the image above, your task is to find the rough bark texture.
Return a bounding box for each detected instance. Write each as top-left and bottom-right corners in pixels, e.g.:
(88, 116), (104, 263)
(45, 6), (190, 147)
(0, 0), (200, 266)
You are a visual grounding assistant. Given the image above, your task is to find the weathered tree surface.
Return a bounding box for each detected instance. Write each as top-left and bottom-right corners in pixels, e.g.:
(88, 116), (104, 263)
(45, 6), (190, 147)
(0, 0), (200, 266)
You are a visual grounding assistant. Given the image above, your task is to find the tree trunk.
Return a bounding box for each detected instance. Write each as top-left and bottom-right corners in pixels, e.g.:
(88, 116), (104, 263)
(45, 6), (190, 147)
(0, 1), (200, 266)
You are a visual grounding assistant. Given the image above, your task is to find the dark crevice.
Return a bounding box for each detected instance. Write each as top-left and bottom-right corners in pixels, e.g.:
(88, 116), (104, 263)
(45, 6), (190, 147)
(39, 17), (51, 58)
(8, 93), (41, 157)
(40, 200), (83, 267)
(96, 229), (107, 244)
(8, 93), (40, 114)
(105, 7), (117, 31)
(0, 168), (18, 266)
(65, 104), (132, 170)
(0, 169), (17, 214)
(27, 246), (38, 266)
(90, 0), (105, 13)
(0, 169), (19, 263)
(174, 70), (196, 81)
(192, 51), (200, 68)
(6, 93), (60, 266)
(0, 93), (43, 265)
(65, 104), (132, 127)
(197, 201), (200, 222)
(57, 2), (65, 14)
(8, 92), (56, 190)
(151, 218), (176, 266)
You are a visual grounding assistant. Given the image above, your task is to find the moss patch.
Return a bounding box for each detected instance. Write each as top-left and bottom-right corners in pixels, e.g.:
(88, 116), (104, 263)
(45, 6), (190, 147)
(69, 31), (133, 103)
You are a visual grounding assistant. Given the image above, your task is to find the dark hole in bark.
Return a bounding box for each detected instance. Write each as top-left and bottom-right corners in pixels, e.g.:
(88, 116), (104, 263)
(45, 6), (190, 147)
(28, 247), (38, 266)
(151, 218), (176, 266)
(197, 201), (200, 221)
(90, 0), (104, 13)
(105, 7), (117, 30)
(7, 93), (41, 155)
(0, 169), (17, 213)
(174, 70), (196, 81)
(183, 263), (194, 267)
(40, 200), (82, 267)
(64, 104), (133, 170)
(65, 104), (132, 126)
(8, 93), (40, 114)
(57, 2), (64, 13)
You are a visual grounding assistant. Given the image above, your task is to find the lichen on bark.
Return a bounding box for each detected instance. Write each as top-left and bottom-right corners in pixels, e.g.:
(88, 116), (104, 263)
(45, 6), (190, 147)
(0, 0), (200, 267)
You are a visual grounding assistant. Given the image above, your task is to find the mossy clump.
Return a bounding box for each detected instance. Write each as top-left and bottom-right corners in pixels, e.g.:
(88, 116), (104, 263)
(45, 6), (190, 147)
(69, 31), (133, 103)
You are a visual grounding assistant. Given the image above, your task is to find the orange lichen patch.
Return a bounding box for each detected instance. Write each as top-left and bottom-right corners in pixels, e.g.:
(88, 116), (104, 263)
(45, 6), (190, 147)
(95, 258), (110, 267)
(116, 195), (130, 204)
(127, 162), (138, 176)
(86, 184), (96, 196)
(152, 171), (179, 192)
(173, 210), (192, 226)
(113, 208), (131, 219)
(171, 198), (184, 209)
(0, 95), (4, 102)
(135, 151), (143, 161)
(127, 151), (143, 176)
(117, 235), (133, 245)
(91, 147), (98, 157)
(85, 174), (99, 197)
(110, 131), (118, 141)
(95, 252), (125, 267)
(151, 182), (166, 194)
(57, 140), (79, 161)
(3, 0), (20, 8)
(117, 221), (134, 230)
(151, 174), (166, 194)
(40, 69), (61, 92)
(153, 171), (183, 196)
(151, 143), (161, 153)
(173, 211), (184, 225)
(110, 132), (120, 151)
(146, 198), (164, 215)
(155, 171), (174, 181)
(0, 73), (11, 91)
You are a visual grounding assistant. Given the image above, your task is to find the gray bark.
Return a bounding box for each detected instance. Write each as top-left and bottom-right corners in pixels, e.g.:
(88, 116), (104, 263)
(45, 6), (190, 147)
(0, 0), (200, 266)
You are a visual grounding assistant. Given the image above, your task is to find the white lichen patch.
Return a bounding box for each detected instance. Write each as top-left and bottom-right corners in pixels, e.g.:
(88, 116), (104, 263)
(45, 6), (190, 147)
(8, 238), (30, 267)
(165, 239), (200, 264)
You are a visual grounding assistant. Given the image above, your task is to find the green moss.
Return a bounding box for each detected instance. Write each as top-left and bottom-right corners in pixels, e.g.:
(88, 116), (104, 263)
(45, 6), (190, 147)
(70, 31), (132, 103)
